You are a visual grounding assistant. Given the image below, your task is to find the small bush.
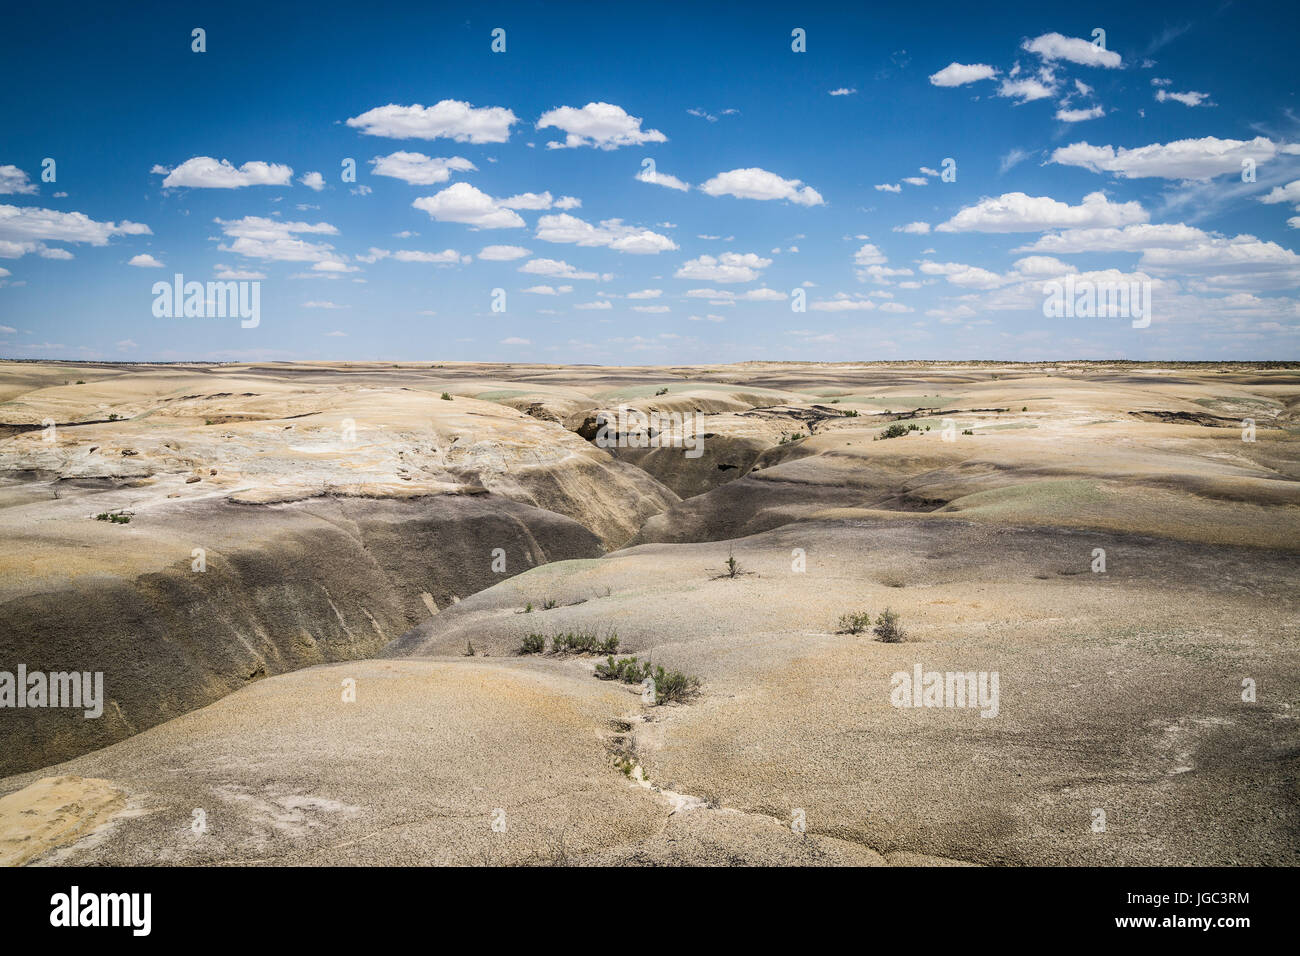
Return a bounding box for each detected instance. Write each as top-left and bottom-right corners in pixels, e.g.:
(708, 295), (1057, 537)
(961, 428), (974, 436)
(837, 611), (872, 634)
(655, 387), (668, 396)
(522, 602), (533, 614)
(723, 548), (743, 579)
(873, 608), (906, 643)
(1022, 406), (1028, 412)
(878, 423), (910, 440)
(441, 392), (453, 401)
(75, 380), (85, 385)
(465, 640), (476, 657)
(551, 630), (619, 655)
(94, 511), (131, 524)
(594, 656), (701, 704)
(542, 597), (558, 610)
(519, 633), (546, 655)
(842, 409), (858, 417)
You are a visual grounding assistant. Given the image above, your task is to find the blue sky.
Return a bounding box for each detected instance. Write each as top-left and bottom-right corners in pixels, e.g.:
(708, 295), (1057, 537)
(1, 0), (1298, 363)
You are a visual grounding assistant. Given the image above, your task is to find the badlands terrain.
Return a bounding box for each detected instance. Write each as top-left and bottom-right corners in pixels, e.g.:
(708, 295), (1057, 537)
(0, 359), (1297, 866)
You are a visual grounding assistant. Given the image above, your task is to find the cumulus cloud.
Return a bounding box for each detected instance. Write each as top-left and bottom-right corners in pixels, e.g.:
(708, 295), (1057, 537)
(919, 260), (1008, 289)
(535, 213), (677, 254)
(1022, 33), (1122, 68)
(635, 167), (690, 191)
(518, 258), (606, 280)
(1015, 223), (1209, 254)
(478, 245), (531, 260)
(1056, 105), (1104, 123)
(346, 100), (518, 143)
(998, 77), (1056, 103)
(1155, 89), (1211, 107)
(1050, 137), (1277, 180)
(699, 167), (824, 206)
(0, 166), (38, 195)
(675, 252), (772, 283)
(411, 183), (525, 229)
(127, 253), (163, 267)
(0, 204), (151, 258)
(810, 293), (876, 311)
(893, 222), (931, 234)
(626, 289), (662, 299)
(937, 191), (1148, 232)
(215, 215), (343, 266)
(369, 152), (476, 185)
(522, 284), (573, 294)
(1260, 180), (1300, 206)
(929, 63), (998, 86)
(536, 102), (665, 150)
(299, 171), (325, 191)
(158, 157), (292, 188)
(874, 183), (902, 193)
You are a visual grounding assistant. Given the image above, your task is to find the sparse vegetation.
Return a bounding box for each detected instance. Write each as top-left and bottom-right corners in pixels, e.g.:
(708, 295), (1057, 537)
(594, 656), (701, 704)
(522, 602), (533, 614)
(837, 611), (872, 634)
(724, 548), (743, 579)
(542, 597), (558, 610)
(873, 608), (906, 643)
(1022, 406), (1028, 412)
(75, 380), (85, 385)
(464, 640), (476, 657)
(842, 409), (859, 417)
(441, 391), (453, 401)
(94, 511), (131, 524)
(878, 423), (910, 439)
(522, 629), (619, 655)
(962, 428), (974, 435)
(107, 413), (122, 421)
(655, 387), (668, 396)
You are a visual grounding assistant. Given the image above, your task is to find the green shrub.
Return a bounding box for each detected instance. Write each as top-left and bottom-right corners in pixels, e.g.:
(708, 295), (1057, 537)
(551, 630), (619, 655)
(873, 608), (906, 643)
(655, 387), (668, 396)
(878, 423), (910, 439)
(594, 656), (700, 704)
(962, 428), (974, 436)
(441, 391), (453, 401)
(94, 511), (131, 524)
(837, 611), (872, 634)
(542, 597), (558, 610)
(519, 633), (546, 655)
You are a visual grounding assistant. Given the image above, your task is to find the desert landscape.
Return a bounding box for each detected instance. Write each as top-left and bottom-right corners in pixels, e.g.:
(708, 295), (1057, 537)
(1, 358), (1296, 866)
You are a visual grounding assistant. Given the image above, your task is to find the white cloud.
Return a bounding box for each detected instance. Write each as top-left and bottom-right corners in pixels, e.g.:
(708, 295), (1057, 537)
(1261, 180), (1300, 206)
(1056, 105), (1104, 123)
(632, 304), (670, 313)
(852, 243), (887, 265)
(1050, 137), (1277, 180)
(535, 213), (677, 253)
(998, 77), (1056, 103)
(553, 195), (582, 209)
(411, 183), (525, 229)
(893, 222), (931, 234)
(929, 63), (998, 86)
(1022, 33), (1122, 68)
(829, 87), (857, 96)
(213, 264), (266, 280)
(303, 301), (347, 309)
(1015, 223), (1209, 254)
(501, 337), (531, 345)
(1155, 90), (1211, 107)
(346, 100), (517, 143)
(919, 261), (1008, 289)
(636, 167), (690, 191)
(391, 249), (461, 263)
(536, 102), (665, 150)
(479, 245), (531, 260)
(874, 183), (902, 193)
(1000, 148), (1032, 173)
(501, 191), (556, 210)
(675, 252), (772, 283)
(215, 215), (342, 265)
(575, 300), (612, 310)
(324, 331), (347, 337)
(0, 204), (151, 258)
(626, 289), (662, 299)
(522, 284), (573, 294)
(700, 168), (824, 206)
(811, 294), (876, 311)
(128, 253), (164, 267)
(369, 152), (476, 185)
(299, 171), (326, 191)
(0, 166), (37, 195)
(937, 191), (1148, 232)
(158, 157), (292, 188)
(519, 258), (604, 280)
(902, 177), (929, 186)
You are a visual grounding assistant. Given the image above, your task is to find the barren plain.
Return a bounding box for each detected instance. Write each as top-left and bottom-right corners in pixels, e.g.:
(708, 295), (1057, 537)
(0, 359), (1296, 866)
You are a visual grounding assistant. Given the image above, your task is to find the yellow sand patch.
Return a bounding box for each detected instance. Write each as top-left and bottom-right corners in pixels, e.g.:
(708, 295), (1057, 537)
(0, 775), (126, 866)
